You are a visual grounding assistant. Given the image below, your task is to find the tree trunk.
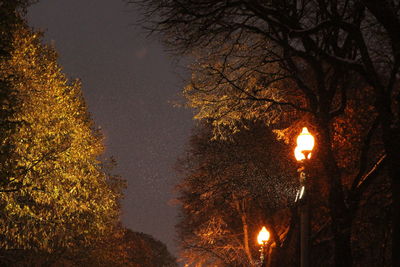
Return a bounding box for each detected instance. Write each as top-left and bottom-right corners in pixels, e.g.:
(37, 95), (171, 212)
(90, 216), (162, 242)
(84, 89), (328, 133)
(233, 198), (253, 264)
(381, 120), (400, 267)
(317, 119), (353, 267)
(357, 3), (400, 264)
(240, 212), (253, 264)
(390, 152), (400, 267)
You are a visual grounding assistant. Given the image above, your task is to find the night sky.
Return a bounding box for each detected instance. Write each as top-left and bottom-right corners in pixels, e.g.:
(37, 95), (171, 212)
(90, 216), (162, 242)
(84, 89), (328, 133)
(28, 0), (193, 256)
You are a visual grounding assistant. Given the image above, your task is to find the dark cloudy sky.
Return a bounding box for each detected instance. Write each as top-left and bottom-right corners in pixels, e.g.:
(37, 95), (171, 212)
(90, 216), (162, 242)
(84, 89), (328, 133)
(28, 0), (193, 257)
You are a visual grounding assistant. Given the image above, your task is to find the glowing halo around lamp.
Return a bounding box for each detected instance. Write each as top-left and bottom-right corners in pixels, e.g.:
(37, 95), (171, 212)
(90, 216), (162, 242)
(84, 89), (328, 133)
(294, 127), (315, 161)
(257, 226), (270, 245)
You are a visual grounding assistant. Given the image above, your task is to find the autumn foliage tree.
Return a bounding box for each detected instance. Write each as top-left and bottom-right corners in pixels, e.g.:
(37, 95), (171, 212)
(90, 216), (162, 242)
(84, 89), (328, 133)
(0, 5), (127, 264)
(0, 24), (123, 257)
(0, 3), (177, 266)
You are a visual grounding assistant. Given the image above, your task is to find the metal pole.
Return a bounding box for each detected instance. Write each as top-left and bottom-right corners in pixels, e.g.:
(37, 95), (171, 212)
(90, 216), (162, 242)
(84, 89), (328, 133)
(260, 243), (267, 267)
(300, 194), (310, 267)
(299, 168), (310, 267)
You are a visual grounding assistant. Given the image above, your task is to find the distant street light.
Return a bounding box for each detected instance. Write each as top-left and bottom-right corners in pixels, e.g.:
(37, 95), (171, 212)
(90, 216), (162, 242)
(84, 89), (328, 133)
(257, 226), (270, 267)
(294, 127), (315, 267)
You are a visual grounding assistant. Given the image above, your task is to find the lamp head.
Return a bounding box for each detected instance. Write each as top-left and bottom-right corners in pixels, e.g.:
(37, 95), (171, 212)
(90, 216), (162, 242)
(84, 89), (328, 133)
(294, 127), (315, 161)
(257, 226), (270, 245)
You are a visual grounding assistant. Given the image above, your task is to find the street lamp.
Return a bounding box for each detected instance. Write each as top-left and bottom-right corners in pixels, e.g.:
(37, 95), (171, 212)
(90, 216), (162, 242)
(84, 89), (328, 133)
(294, 127), (314, 267)
(294, 127), (315, 161)
(258, 226), (270, 267)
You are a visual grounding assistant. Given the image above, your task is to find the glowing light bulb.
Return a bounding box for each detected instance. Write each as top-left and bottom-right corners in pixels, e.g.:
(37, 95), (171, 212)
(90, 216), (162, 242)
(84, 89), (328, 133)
(257, 226), (270, 245)
(294, 127), (314, 161)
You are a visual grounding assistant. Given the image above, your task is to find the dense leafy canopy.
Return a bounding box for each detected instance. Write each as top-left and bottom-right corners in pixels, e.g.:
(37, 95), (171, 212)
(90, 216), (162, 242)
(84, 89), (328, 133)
(0, 24), (121, 252)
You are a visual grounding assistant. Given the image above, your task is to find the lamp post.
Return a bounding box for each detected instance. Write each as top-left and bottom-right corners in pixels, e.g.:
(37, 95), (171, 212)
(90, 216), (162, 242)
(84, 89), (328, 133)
(257, 226), (270, 267)
(294, 127), (315, 267)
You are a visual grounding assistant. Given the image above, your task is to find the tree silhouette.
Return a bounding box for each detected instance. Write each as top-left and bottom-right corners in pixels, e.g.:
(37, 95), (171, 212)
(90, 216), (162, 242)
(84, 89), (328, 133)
(137, 0), (397, 265)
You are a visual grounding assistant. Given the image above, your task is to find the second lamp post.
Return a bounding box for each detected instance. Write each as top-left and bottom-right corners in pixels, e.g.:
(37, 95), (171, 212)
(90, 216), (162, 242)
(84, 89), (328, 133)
(294, 127), (315, 267)
(257, 226), (270, 267)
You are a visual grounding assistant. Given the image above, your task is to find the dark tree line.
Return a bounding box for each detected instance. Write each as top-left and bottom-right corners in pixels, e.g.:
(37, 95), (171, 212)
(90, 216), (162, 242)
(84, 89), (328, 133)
(135, 0), (400, 266)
